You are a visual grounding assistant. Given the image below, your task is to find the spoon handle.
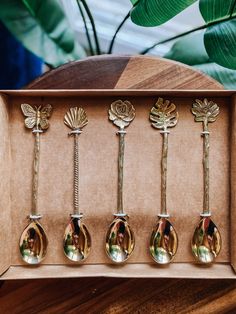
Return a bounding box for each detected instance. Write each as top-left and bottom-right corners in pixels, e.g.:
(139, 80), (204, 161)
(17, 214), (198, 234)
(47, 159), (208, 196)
(202, 119), (210, 215)
(64, 107), (88, 217)
(31, 130), (41, 216)
(191, 99), (219, 216)
(108, 100), (135, 216)
(117, 130), (125, 214)
(149, 98), (178, 217)
(161, 130), (169, 216)
(74, 133), (80, 215)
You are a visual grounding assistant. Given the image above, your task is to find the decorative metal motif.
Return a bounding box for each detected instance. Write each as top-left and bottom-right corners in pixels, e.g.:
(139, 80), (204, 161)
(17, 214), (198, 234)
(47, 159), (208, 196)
(19, 104), (52, 265)
(64, 107), (88, 130)
(149, 98), (178, 264)
(105, 100), (135, 263)
(109, 99), (135, 129)
(150, 97), (178, 130)
(63, 107), (91, 262)
(191, 98), (222, 263)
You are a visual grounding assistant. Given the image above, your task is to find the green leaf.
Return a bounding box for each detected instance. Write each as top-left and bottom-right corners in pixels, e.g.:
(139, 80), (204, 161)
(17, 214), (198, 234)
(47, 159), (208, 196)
(130, 0), (197, 26)
(0, 0), (86, 67)
(130, 0), (139, 4)
(194, 63), (236, 89)
(199, 0), (236, 69)
(164, 32), (210, 65)
(164, 31), (236, 89)
(199, 0), (236, 23)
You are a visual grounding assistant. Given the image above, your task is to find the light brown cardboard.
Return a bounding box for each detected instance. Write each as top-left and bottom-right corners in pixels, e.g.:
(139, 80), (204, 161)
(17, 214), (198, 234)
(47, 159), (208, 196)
(0, 90), (234, 279)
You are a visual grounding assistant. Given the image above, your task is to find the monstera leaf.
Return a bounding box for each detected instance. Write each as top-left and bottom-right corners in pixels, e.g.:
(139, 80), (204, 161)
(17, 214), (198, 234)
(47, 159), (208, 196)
(150, 98), (178, 130)
(164, 31), (236, 89)
(130, 0), (197, 26)
(192, 99), (219, 123)
(199, 0), (236, 69)
(0, 0), (85, 67)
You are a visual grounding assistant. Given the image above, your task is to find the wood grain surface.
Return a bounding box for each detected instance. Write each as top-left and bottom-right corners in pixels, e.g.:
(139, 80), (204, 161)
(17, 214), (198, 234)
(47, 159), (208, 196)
(1, 55), (235, 313)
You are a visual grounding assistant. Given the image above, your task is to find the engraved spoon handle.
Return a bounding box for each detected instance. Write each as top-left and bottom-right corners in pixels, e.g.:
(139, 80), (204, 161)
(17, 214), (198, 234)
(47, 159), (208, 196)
(117, 130), (125, 214)
(203, 119), (210, 214)
(161, 131), (168, 216)
(74, 133), (80, 215)
(31, 131), (40, 216)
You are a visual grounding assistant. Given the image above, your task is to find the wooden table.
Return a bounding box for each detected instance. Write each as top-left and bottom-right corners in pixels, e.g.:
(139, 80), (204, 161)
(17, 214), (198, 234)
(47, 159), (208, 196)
(1, 55), (235, 313)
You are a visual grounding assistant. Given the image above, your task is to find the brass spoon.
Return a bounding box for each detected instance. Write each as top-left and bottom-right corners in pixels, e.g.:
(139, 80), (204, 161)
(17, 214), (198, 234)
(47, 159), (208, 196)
(149, 98), (178, 264)
(105, 100), (135, 263)
(63, 107), (91, 262)
(19, 104), (52, 264)
(191, 98), (222, 263)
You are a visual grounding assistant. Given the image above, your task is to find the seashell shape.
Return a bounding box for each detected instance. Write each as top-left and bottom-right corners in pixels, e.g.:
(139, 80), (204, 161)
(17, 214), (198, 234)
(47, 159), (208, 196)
(63, 217), (91, 262)
(64, 107), (88, 130)
(191, 217), (221, 263)
(105, 217), (135, 263)
(149, 217), (178, 264)
(19, 220), (48, 264)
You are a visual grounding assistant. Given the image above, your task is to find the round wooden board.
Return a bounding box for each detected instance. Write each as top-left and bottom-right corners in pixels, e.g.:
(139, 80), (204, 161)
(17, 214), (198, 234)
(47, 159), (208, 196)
(28, 55), (223, 90)
(2, 56), (235, 314)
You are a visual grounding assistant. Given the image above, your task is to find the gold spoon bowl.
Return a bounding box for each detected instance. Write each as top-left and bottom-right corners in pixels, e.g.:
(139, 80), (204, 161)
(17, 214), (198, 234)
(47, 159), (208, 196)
(19, 220), (48, 265)
(105, 217), (135, 263)
(191, 216), (221, 263)
(63, 217), (91, 262)
(149, 217), (178, 264)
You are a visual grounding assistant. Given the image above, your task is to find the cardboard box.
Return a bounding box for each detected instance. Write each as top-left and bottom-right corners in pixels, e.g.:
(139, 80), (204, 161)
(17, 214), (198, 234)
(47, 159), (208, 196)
(0, 90), (235, 279)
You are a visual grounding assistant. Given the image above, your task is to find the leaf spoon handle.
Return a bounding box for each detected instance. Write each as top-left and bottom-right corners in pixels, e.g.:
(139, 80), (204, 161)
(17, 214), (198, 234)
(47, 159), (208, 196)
(150, 97), (178, 217)
(149, 98), (178, 264)
(191, 98), (221, 263)
(192, 98), (219, 216)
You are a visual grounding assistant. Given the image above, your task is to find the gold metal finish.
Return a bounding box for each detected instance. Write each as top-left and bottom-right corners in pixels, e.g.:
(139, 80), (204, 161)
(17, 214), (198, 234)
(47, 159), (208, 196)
(106, 100), (135, 263)
(19, 220), (48, 264)
(191, 98), (221, 263)
(63, 217), (91, 262)
(191, 217), (221, 263)
(105, 217), (135, 263)
(19, 104), (52, 264)
(149, 98), (178, 264)
(150, 218), (178, 264)
(63, 107), (91, 262)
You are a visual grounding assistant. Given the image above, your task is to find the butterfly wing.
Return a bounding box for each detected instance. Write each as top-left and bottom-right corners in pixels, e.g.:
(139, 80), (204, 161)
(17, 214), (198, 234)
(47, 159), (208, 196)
(25, 117), (36, 129)
(21, 104), (36, 129)
(21, 104), (36, 117)
(40, 104), (52, 130)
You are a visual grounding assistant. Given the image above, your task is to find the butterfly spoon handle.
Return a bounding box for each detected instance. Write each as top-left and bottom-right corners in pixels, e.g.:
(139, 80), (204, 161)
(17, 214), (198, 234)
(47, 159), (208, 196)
(21, 104), (52, 218)
(31, 129), (42, 216)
